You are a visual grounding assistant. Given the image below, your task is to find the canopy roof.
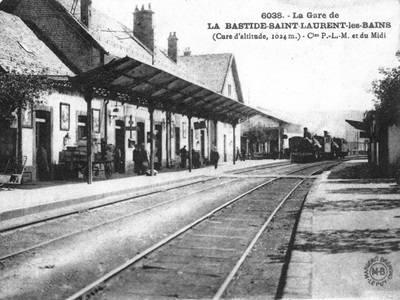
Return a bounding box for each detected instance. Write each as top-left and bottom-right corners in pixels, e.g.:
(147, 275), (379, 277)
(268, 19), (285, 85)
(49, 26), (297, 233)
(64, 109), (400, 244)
(345, 119), (366, 131)
(71, 56), (261, 124)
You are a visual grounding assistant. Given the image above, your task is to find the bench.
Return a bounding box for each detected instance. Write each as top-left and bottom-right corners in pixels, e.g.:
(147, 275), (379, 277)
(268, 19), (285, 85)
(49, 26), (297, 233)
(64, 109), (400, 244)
(0, 156), (27, 190)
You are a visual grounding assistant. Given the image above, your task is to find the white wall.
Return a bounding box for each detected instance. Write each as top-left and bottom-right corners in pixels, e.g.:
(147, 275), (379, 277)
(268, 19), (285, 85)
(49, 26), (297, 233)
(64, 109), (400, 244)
(222, 68), (239, 101)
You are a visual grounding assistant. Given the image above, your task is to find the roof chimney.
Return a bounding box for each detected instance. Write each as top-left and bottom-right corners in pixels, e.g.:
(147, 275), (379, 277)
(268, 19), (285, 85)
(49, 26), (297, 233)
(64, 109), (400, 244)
(168, 32), (178, 62)
(133, 4), (154, 52)
(303, 127), (308, 138)
(183, 47), (191, 56)
(81, 0), (92, 28)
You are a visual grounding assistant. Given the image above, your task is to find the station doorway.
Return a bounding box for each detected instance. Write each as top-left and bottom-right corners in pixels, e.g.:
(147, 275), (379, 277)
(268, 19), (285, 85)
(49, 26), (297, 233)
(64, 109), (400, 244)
(35, 110), (51, 181)
(137, 122), (145, 146)
(200, 130), (205, 159)
(115, 120), (125, 173)
(155, 124), (162, 169)
(0, 121), (16, 171)
(175, 127), (180, 155)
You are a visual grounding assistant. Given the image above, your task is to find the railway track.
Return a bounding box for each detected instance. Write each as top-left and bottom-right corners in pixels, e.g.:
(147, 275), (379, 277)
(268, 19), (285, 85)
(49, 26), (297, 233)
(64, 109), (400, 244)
(0, 177), (239, 261)
(0, 161), (289, 235)
(0, 162), (294, 263)
(65, 161), (336, 300)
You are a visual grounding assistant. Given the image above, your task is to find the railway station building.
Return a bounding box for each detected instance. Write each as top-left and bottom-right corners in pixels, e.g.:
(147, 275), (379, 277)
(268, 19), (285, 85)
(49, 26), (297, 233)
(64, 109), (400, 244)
(0, 0), (260, 183)
(241, 107), (302, 159)
(363, 111), (400, 176)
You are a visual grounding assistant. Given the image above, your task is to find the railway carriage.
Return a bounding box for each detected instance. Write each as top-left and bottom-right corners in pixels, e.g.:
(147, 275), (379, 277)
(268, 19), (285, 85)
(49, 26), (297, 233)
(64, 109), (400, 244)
(289, 128), (347, 163)
(332, 138), (349, 159)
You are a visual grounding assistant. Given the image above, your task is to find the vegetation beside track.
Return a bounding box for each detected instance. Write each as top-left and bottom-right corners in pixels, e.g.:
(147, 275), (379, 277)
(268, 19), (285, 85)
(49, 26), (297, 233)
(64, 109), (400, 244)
(328, 162), (386, 179)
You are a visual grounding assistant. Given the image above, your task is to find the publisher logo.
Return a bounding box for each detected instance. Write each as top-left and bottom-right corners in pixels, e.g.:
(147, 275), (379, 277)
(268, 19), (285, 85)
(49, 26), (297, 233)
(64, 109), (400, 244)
(364, 256), (393, 286)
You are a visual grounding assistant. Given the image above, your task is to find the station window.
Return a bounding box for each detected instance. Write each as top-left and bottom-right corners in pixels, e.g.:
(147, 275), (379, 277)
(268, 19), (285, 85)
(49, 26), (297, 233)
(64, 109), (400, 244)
(77, 115), (87, 140)
(228, 84), (232, 96)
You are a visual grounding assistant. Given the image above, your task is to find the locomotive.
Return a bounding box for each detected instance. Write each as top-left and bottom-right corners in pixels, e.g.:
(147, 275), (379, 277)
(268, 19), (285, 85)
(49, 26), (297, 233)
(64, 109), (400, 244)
(289, 128), (348, 163)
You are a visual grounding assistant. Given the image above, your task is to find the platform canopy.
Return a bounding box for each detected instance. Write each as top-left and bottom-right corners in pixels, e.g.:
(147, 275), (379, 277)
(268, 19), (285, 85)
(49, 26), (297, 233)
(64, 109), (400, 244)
(345, 119), (366, 131)
(70, 56), (261, 124)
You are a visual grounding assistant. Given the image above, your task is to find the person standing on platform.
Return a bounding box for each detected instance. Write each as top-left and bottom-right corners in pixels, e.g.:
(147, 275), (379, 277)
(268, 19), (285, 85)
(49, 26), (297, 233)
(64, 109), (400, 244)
(210, 147), (220, 169)
(113, 146), (122, 173)
(37, 145), (50, 180)
(236, 147), (241, 161)
(179, 146), (187, 168)
(132, 144), (141, 175)
(241, 147), (246, 161)
(139, 144), (149, 175)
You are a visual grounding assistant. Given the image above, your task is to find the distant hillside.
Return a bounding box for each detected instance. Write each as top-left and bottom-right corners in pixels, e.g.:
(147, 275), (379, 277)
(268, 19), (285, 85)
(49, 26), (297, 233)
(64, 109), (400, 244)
(260, 108), (366, 140)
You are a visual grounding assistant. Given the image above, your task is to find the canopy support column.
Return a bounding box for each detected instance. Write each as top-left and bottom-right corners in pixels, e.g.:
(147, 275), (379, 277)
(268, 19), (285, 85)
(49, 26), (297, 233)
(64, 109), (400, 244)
(149, 105), (155, 176)
(188, 116), (192, 172)
(232, 122), (237, 165)
(213, 119), (218, 149)
(104, 100), (108, 143)
(207, 120), (210, 160)
(84, 88), (94, 184)
(166, 111), (171, 168)
(278, 122), (282, 159)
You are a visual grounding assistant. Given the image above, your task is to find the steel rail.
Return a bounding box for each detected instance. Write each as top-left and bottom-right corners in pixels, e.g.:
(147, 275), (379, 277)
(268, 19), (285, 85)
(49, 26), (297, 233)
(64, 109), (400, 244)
(212, 162), (338, 299)
(0, 161), (293, 234)
(65, 177), (279, 300)
(0, 178), (238, 262)
(65, 161), (335, 300)
(213, 178), (308, 299)
(0, 176), (215, 234)
(233, 161), (291, 174)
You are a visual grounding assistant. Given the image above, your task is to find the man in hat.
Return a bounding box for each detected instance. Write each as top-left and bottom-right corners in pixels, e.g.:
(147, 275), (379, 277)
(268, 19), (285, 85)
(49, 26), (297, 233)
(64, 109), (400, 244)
(210, 147), (220, 169)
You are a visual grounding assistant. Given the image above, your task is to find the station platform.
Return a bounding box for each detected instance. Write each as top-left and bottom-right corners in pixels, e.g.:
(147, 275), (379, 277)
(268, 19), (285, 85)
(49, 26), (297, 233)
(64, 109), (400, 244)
(283, 160), (400, 299)
(0, 159), (288, 230)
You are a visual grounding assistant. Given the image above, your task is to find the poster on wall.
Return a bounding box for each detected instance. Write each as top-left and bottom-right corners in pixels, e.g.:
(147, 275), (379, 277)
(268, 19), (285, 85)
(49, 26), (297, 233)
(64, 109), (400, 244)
(92, 109), (100, 133)
(22, 104), (33, 128)
(59, 103), (70, 131)
(182, 122), (186, 138)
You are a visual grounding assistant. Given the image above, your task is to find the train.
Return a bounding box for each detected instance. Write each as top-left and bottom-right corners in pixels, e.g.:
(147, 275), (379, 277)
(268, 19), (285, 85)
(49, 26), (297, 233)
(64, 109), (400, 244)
(289, 128), (348, 163)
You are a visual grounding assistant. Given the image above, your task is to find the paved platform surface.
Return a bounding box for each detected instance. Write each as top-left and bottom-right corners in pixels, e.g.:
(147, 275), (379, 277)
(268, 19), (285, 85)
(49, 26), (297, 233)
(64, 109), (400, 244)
(283, 160), (400, 299)
(0, 159), (288, 229)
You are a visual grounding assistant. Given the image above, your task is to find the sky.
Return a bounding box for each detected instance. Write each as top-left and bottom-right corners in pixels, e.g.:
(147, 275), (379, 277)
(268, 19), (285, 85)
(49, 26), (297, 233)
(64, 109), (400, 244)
(93, 0), (400, 114)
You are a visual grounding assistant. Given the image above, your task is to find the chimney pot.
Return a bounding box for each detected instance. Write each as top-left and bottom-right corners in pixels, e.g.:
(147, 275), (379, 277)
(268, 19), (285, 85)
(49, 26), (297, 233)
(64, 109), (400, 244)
(81, 0), (92, 28)
(183, 47), (191, 56)
(168, 32), (178, 62)
(133, 3), (155, 51)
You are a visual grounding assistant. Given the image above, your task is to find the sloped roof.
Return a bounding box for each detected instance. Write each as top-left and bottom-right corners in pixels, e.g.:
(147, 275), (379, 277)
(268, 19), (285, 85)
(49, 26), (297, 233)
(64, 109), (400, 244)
(178, 53), (232, 93)
(56, 0), (152, 64)
(0, 0), (107, 57)
(55, 1), (243, 100)
(71, 56), (260, 124)
(345, 119), (366, 131)
(0, 10), (72, 75)
(55, 1), (212, 84)
(255, 106), (294, 125)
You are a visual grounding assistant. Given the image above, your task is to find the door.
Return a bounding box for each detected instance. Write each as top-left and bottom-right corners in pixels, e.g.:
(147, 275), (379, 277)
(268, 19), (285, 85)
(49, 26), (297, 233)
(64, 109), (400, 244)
(175, 127), (180, 155)
(200, 130), (205, 159)
(155, 124), (162, 169)
(36, 110), (51, 181)
(0, 121), (16, 171)
(137, 122), (145, 146)
(115, 120), (125, 173)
